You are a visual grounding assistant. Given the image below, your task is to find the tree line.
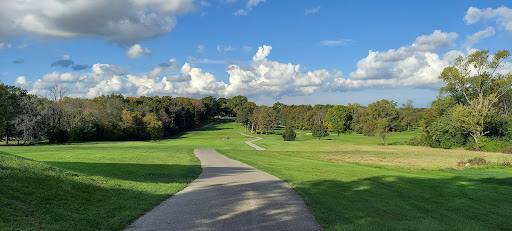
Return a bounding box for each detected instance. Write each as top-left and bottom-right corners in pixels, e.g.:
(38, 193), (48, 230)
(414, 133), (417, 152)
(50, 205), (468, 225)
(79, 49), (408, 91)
(0, 86), (244, 144)
(1, 50), (511, 151)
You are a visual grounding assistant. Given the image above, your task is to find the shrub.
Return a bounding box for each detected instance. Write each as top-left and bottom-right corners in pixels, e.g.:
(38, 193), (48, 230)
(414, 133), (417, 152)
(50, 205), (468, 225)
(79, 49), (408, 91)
(282, 126), (297, 141)
(406, 136), (425, 146)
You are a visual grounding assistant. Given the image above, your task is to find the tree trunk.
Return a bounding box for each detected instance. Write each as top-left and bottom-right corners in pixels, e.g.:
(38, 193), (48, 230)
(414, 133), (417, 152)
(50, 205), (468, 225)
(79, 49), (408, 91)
(5, 127), (9, 145)
(472, 134), (480, 151)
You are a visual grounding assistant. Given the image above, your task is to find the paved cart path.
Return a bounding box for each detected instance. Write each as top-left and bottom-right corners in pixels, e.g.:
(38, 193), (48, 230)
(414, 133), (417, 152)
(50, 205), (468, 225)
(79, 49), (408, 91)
(240, 133), (265, 150)
(124, 149), (321, 231)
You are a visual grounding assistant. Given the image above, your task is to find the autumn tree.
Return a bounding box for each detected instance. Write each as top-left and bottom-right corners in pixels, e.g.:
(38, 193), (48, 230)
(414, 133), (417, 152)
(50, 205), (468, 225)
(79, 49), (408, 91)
(323, 105), (352, 138)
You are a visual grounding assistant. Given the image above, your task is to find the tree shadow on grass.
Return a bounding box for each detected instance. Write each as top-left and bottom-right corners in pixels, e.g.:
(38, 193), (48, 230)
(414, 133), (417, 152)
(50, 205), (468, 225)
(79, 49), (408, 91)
(1, 153), (187, 231)
(294, 175), (512, 230)
(43, 161), (201, 184)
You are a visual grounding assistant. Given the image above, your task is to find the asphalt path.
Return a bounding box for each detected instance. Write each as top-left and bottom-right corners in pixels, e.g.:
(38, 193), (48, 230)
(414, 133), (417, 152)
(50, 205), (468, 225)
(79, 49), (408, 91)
(124, 149), (321, 231)
(239, 133), (265, 150)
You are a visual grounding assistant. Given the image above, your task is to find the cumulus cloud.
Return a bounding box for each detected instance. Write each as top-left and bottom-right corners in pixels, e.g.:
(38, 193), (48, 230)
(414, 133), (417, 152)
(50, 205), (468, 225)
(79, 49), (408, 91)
(127, 44), (152, 58)
(305, 6), (321, 15)
(464, 26), (496, 49)
(15, 76), (30, 88)
(464, 6), (512, 33)
(334, 31), (462, 91)
(253, 45), (272, 61)
(22, 45), (342, 99)
(0, 0), (195, 44)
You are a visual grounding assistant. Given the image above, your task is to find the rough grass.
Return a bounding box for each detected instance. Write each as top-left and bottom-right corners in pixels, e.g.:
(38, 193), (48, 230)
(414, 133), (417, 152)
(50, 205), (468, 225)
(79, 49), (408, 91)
(220, 124), (512, 230)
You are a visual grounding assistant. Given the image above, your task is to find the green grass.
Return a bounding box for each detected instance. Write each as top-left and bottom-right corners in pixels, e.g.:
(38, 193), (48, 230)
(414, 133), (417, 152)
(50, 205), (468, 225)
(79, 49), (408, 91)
(0, 122), (252, 231)
(2, 122), (512, 230)
(219, 125), (512, 230)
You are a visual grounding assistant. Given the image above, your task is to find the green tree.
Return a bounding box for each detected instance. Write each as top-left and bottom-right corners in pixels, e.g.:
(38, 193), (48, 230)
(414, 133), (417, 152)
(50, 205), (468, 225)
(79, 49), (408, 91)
(439, 50), (512, 150)
(400, 100), (416, 130)
(323, 105), (353, 138)
(0, 82), (28, 144)
(254, 105), (276, 134)
(282, 125), (296, 141)
(236, 102), (257, 133)
(312, 124), (329, 140)
(143, 113), (163, 140)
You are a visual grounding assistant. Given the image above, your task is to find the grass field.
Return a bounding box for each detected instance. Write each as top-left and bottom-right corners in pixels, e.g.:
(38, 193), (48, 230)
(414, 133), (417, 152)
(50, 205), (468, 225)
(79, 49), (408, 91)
(220, 126), (512, 230)
(0, 123), (251, 231)
(2, 122), (512, 230)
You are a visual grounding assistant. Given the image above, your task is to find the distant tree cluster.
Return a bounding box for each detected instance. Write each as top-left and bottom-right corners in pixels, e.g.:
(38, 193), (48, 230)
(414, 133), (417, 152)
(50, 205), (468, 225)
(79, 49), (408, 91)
(235, 94), (424, 144)
(0, 85), (241, 144)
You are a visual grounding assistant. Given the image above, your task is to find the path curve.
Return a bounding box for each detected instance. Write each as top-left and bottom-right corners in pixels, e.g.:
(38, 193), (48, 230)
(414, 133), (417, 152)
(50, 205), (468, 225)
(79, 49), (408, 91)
(240, 133), (265, 151)
(124, 149), (321, 231)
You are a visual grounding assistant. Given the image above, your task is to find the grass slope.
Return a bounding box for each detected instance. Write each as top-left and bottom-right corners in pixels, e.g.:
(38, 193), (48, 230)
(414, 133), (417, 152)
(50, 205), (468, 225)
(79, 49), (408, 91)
(0, 123), (252, 231)
(220, 125), (512, 230)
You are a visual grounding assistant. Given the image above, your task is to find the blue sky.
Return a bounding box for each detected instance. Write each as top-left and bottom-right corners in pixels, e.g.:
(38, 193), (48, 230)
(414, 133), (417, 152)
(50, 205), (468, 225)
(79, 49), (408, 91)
(1, 0), (511, 107)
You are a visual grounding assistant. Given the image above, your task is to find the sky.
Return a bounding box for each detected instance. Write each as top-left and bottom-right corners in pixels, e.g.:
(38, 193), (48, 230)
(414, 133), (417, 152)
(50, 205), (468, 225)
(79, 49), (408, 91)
(0, 0), (511, 107)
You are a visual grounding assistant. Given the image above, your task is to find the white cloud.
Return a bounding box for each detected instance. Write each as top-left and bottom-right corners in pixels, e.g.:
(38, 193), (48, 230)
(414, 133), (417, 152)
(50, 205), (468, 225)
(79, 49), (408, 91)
(243, 45), (252, 53)
(464, 6), (512, 33)
(234, 0), (265, 16)
(15, 76), (30, 88)
(305, 6), (321, 15)
(62, 54), (71, 60)
(188, 56), (225, 64)
(127, 44), (152, 58)
(464, 26), (496, 49)
(0, 43), (11, 49)
(335, 31), (462, 91)
(253, 45), (272, 61)
(22, 45), (341, 99)
(234, 9), (248, 16)
(0, 0), (195, 44)
(217, 45), (235, 53)
(247, 0), (265, 8)
(319, 40), (350, 47)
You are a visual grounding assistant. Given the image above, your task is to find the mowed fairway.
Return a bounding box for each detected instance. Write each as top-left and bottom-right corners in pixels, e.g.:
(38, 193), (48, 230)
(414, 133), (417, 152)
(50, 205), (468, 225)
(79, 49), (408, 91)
(0, 123), (252, 231)
(219, 126), (512, 230)
(2, 122), (512, 230)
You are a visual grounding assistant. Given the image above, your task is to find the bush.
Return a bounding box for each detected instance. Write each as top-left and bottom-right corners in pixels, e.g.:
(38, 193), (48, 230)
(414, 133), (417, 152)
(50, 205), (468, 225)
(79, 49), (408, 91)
(406, 136), (425, 146)
(282, 126), (296, 141)
(478, 136), (512, 152)
(353, 124), (364, 134)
